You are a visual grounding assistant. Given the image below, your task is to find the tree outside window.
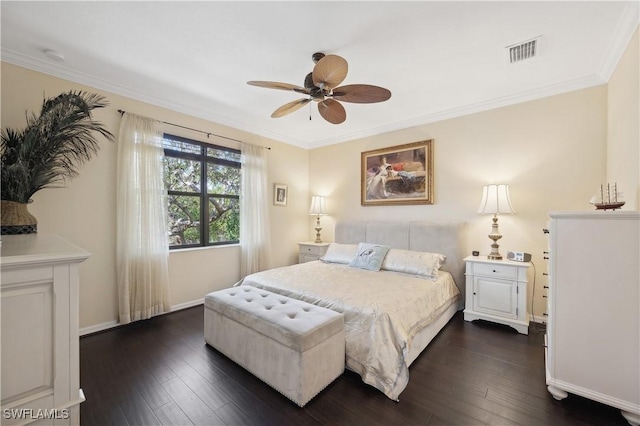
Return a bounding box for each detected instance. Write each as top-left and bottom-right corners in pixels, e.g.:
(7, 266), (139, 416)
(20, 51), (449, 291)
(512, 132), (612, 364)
(163, 134), (240, 248)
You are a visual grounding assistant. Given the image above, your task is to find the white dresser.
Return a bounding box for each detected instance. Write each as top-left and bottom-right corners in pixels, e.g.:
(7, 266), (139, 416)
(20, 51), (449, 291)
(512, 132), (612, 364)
(546, 211), (639, 426)
(463, 256), (530, 334)
(297, 242), (329, 263)
(1, 234), (90, 426)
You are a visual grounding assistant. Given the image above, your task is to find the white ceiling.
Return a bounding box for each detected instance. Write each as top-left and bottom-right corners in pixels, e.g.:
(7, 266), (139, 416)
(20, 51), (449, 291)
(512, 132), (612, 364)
(1, 1), (638, 149)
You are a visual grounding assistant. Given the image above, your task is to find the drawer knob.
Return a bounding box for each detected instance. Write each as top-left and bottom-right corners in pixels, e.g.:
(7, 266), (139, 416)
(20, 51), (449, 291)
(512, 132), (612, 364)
(492, 269), (497, 273)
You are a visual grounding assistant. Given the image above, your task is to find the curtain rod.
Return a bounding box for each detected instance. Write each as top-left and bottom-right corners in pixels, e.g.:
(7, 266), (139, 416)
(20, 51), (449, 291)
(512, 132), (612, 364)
(117, 109), (270, 150)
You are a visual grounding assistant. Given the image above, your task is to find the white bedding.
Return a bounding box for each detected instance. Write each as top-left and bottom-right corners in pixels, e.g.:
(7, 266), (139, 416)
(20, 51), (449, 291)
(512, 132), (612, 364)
(237, 260), (460, 401)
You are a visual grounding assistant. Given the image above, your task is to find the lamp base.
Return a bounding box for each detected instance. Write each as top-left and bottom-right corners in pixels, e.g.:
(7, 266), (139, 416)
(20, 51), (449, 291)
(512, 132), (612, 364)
(314, 215), (323, 243)
(486, 214), (503, 260)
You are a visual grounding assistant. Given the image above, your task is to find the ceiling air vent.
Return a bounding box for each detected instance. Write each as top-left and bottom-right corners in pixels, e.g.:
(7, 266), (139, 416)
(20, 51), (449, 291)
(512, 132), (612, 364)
(506, 36), (541, 63)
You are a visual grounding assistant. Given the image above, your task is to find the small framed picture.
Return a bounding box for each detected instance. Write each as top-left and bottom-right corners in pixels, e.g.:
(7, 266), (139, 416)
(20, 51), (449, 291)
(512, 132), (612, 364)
(274, 183), (288, 206)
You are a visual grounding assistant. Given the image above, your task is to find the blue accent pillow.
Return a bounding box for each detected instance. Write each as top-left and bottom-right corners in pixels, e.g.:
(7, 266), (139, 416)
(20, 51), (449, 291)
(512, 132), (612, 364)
(349, 243), (391, 271)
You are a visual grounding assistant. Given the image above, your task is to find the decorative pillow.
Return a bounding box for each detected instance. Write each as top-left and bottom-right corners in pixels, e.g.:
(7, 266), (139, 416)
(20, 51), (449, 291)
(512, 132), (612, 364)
(381, 248), (446, 280)
(348, 243), (391, 271)
(320, 243), (358, 264)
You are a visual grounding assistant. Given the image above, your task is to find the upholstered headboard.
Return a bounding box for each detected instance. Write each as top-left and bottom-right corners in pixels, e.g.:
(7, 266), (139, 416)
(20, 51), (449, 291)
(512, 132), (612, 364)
(335, 221), (468, 306)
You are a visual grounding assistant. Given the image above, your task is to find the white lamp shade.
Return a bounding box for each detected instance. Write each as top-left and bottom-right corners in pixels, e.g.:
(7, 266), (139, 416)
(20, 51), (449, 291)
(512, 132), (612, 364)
(477, 184), (515, 214)
(309, 195), (328, 215)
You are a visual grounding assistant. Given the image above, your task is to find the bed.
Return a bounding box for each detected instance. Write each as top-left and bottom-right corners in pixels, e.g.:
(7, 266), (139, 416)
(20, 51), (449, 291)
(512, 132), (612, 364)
(237, 220), (467, 401)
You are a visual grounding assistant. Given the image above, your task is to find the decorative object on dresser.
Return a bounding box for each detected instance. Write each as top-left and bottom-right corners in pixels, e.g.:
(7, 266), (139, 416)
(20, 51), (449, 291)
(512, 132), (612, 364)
(298, 241), (330, 263)
(476, 184), (515, 259)
(463, 255), (530, 334)
(1, 234), (90, 425)
(274, 183), (288, 206)
(0, 91), (114, 235)
(545, 211), (639, 426)
(309, 195), (328, 243)
(589, 182), (625, 210)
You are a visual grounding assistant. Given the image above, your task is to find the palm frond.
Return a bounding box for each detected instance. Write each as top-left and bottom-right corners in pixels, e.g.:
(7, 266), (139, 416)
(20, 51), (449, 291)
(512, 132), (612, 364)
(1, 90), (114, 203)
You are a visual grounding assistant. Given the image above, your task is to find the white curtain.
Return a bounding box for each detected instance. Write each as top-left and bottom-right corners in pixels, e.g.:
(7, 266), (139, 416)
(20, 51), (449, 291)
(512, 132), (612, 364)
(240, 142), (272, 276)
(116, 113), (170, 324)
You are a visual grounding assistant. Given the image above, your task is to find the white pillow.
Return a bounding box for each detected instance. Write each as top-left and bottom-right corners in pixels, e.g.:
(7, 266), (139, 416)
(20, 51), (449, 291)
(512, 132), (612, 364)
(381, 248), (446, 280)
(349, 243), (391, 271)
(320, 243), (358, 264)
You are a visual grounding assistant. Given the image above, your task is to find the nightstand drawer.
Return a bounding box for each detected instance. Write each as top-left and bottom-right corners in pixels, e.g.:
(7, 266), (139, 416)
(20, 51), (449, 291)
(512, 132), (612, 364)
(473, 262), (517, 280)
(297, 242), (330, 264)
(300, 245), (323, 255)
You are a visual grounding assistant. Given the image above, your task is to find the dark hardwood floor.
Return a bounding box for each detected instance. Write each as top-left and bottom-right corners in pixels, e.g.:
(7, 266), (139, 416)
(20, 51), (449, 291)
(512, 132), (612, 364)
(80, 307), (627, 426)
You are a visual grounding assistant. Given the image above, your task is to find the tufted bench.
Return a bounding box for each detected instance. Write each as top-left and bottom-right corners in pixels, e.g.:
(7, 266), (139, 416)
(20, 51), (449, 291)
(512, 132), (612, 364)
(204, 286), (345, 407)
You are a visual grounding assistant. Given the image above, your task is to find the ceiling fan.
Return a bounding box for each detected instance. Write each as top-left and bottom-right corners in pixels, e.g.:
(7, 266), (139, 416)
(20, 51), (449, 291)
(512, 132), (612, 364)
(247, 52), (391, 125)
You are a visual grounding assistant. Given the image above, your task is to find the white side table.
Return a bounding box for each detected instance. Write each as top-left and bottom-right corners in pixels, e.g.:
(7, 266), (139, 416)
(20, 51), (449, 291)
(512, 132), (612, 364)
(463, 255), (530, 334)
(298, 242), (329, 263)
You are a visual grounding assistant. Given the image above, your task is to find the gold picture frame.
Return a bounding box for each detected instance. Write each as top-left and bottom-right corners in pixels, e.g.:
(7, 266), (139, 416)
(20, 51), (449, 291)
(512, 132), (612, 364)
(274, 183), (288, 206)
(361, 140), (434, 206)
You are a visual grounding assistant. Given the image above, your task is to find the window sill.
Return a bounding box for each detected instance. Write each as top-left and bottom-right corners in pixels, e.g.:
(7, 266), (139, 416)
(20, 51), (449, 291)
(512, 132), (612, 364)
(169, 243), (240, 253)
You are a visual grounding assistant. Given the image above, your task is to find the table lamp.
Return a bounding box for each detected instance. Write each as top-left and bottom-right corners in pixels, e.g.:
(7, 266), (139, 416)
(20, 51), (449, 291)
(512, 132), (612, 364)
(309, 195), (328, 243)
(477, 184), (514, 260)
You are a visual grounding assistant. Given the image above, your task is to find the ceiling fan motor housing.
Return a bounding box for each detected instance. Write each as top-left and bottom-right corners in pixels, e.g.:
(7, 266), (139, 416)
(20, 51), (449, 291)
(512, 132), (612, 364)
(312, 52), (326, 63)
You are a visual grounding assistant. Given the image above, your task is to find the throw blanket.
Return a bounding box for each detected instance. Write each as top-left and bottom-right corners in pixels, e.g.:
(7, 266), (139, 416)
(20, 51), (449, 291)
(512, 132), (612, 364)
(237, 261), (460, 401)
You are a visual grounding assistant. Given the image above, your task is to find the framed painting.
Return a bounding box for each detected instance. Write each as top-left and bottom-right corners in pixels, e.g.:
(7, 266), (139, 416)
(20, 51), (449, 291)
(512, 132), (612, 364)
(361, 139), (434, 206)
(274, 183), (288, 206)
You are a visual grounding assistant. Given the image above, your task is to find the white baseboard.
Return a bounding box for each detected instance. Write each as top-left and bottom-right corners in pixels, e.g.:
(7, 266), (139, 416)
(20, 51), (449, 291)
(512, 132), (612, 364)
(171, 298), (204, 311)
(79, 298), (205, 336)
(530, 314), (548, 325)
(80, 320), (120, 336)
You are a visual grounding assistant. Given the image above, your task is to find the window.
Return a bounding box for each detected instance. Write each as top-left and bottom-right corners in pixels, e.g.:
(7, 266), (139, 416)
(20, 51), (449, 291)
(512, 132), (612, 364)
(163, 134), (241, 249)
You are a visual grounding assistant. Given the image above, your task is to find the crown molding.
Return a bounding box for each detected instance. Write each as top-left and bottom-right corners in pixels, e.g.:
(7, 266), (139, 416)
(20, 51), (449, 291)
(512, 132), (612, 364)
(0, 48), (305, 147)
(1, 49), (607, 151)
(597, 1), (639, 82)
(306, 73), (606, 149)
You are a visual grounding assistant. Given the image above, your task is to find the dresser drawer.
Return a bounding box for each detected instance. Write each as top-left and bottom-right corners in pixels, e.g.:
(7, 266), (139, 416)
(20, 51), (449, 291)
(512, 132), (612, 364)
(473, 262), (517, 280)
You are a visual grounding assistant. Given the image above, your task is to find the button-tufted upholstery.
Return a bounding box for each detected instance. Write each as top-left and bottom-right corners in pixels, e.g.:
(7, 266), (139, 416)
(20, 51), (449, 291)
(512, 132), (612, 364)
(204, 286), (345, 407)
(205, 286), (344, 352)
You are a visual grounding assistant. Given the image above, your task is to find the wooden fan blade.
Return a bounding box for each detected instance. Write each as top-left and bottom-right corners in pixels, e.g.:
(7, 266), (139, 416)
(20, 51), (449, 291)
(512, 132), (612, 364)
(271, 98), (311, 118)
(247, 81), (309, 94)
(317, 99), (346, 124)
(332, 84), (392, 103)
(312, 55), (348, 90)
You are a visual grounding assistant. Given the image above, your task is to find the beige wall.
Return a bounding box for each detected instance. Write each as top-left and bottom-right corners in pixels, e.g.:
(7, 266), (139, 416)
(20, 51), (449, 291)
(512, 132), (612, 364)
(1, 63), (310, 332)
(607, 28), (639, 209)
(309, 86), (608, 321)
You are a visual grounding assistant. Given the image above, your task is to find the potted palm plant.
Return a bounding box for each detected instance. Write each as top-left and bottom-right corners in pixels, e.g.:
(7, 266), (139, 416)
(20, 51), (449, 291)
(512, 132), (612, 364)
(1, 90), (114, 235)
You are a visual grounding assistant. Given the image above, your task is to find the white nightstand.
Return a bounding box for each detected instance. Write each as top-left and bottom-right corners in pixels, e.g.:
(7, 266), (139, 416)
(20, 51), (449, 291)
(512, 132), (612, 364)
(298, 242), (330, 263)
(463, 255), (530, 334)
